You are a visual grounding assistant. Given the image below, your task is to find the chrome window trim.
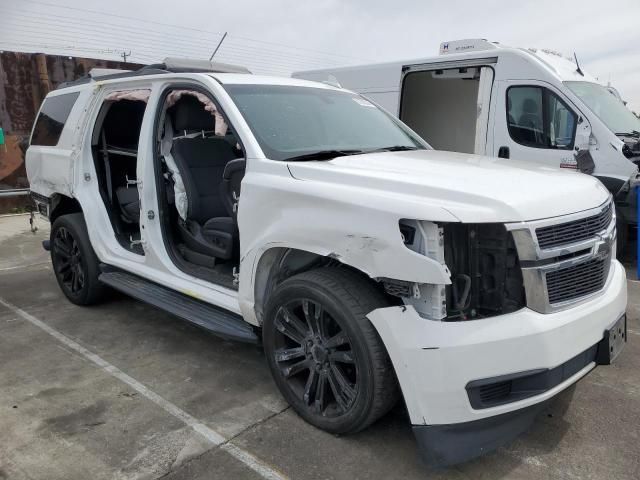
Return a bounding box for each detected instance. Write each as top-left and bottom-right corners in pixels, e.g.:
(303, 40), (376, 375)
(506, 197), (616, 313)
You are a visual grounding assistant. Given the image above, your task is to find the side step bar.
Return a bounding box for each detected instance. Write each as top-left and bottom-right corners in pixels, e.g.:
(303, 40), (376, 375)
(98, 269), (258, 344)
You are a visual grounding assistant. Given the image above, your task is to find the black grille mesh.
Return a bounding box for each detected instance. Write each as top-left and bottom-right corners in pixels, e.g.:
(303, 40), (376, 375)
(536, 203), (612, 250)
(546, 257), (608, 304)
(478, 381), (512, 404)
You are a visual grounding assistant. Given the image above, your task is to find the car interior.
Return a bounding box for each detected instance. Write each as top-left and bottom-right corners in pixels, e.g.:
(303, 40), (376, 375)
(91, 94), (148, 254)
(156, 90), (246, 289)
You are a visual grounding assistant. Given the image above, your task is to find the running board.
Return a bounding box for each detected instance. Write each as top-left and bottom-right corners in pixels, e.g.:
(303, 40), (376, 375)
(98, 270), (258, 344)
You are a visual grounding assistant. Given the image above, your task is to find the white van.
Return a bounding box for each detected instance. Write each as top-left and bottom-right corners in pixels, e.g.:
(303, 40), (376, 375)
(294, 39), (640, 245)
(27, 59), (627, 466)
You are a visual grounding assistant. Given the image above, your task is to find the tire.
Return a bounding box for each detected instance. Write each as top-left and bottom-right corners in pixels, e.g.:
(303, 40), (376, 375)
(50, 213), (107, 305)
(263, 267), (399, 434)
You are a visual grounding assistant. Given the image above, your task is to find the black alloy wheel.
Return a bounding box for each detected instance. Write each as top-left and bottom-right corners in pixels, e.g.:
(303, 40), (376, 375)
(263, 267), (399, 434)
(50, 213), (106, 305)
(272, 298), (358, 417)
(53, 226), (85, 295)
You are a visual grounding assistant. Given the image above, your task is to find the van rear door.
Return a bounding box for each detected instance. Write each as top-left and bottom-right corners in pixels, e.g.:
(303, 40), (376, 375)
(399, 59), (496, 155)
(493, 80), (590, 170)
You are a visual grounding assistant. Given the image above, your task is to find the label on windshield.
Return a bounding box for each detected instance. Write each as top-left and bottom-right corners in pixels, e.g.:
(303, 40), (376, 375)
(353, 97), (376, 108)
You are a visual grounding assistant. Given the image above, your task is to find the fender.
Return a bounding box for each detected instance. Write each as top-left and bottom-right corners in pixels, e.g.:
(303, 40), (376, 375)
(236, 163), (457, 324)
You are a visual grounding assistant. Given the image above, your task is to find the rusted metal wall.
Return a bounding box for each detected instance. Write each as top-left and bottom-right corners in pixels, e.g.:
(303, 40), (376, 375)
(0, 51), (143, 212)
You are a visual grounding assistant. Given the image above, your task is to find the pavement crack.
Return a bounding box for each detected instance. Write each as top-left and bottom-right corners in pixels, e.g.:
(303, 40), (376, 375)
(156, 405), (291, 479)
(224, 404), (291, 445)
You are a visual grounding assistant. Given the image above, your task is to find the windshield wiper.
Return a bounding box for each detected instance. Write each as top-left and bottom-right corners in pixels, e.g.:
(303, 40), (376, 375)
(285, 149), (364, 162)
(366, 145), (421, 153)
(615, 130), (640, 138)
(284, 145), (420, 162)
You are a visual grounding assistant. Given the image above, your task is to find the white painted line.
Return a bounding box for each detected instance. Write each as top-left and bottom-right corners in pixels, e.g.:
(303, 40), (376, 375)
(0, 262), (49, 272)
(222, 444), (289, 480)
(0, 297), (288, 480)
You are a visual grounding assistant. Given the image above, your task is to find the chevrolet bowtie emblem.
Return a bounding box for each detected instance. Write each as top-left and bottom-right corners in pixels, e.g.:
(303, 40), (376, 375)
(594, 233), (612, 259)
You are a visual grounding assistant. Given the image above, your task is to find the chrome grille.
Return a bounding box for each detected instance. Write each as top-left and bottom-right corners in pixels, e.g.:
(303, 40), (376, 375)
(546, 257), (609, 304)
(508, 197), (615, 313)
(536, 202), (613, 250)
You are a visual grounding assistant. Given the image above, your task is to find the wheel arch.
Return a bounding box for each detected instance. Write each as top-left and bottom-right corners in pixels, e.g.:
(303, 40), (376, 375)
(49, 193), (83, 224)
(252, 246), (389, 326)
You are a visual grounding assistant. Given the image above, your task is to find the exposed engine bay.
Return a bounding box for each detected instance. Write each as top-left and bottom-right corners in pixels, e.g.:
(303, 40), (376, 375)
(441, 223), (525, 320)
(391, 220), (525, 321)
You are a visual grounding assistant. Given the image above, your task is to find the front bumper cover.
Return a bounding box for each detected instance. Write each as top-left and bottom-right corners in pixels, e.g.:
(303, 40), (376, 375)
(412, 399), (548, 467)
(413, 325), (625, 467)
(367, 260), (627, 466)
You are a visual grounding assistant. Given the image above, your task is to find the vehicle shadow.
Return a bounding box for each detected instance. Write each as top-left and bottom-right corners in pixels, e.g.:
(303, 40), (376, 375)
(344, 386), (576, 479)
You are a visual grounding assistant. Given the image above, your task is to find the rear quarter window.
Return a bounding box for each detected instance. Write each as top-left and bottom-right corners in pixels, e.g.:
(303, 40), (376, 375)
(31, 92), (80, 146)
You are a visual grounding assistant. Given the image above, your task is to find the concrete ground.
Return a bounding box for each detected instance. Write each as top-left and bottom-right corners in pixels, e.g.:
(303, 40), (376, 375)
(0, 213), (638, 480)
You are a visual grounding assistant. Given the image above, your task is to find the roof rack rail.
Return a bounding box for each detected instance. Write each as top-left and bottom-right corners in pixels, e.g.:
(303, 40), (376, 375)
(57, 58), (250, 89)
(89, 68), (131, 78)
(162, 57), (251, 74)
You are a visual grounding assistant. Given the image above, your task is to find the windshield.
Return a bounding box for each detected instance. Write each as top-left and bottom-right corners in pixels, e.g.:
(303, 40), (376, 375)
(224, 84), (427, 161)
(565, 81), (640, 135)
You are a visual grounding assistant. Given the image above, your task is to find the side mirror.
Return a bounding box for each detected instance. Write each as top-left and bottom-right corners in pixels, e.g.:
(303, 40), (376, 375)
(575, 149), (595, 174)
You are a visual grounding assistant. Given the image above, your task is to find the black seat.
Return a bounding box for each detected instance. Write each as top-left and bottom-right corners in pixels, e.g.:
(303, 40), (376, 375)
(116, 186), (140, 223)
(169, 96), (240, 261)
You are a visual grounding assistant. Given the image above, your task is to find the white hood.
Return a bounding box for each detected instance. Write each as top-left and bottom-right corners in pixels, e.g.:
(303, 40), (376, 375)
(287, 150), (610, 223)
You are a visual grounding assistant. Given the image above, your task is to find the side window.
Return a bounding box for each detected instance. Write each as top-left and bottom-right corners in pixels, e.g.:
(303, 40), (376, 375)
(507, 87), (576, 150)
(31, 92), (80, 146)
(547, 93), (576, 149)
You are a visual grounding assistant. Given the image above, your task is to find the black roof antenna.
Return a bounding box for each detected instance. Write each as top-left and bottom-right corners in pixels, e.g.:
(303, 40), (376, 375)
(574, 52), (584, 77)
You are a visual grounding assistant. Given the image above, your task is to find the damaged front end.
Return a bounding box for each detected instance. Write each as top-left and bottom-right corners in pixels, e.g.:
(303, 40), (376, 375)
(385, 220), (525, 321)
(368, 203), (623, 466)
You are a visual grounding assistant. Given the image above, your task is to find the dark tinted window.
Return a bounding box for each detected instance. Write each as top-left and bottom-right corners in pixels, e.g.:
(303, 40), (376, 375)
(31, 92), (80, 146)
(507, 86), (576, 150)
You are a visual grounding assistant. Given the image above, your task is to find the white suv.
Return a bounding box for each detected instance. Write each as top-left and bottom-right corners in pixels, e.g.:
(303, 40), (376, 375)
(26, 59), (627, 466)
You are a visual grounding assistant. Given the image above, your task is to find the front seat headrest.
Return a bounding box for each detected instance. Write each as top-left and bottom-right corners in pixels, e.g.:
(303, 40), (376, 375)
(172, 95), (215, 132)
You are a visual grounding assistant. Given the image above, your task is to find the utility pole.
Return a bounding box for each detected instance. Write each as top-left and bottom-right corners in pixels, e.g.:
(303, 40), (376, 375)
(121, 50), (131, 62)
(34, 53), (51, 101)
(209, 32), (227, 61)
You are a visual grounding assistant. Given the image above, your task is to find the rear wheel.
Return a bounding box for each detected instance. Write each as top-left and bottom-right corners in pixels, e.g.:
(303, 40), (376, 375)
(51, 213), (106, 305)
(263, 267), (399, 434)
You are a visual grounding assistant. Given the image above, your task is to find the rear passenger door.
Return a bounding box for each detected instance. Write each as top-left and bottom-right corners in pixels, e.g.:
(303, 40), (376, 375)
(493, 80), (587, 170)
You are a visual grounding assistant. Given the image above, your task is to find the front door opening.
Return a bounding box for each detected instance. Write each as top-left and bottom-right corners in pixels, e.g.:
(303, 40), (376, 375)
(154, 89), (245, 289)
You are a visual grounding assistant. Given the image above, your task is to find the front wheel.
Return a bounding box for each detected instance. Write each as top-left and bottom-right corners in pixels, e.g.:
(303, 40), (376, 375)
(263, 267), (399, 434)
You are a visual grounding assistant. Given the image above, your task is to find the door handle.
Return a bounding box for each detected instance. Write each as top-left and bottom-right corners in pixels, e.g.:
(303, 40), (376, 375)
(498, 146), (510, 159)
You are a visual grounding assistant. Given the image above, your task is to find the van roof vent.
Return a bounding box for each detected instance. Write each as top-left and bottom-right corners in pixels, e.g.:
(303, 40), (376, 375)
(439, 39), (499, 55)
